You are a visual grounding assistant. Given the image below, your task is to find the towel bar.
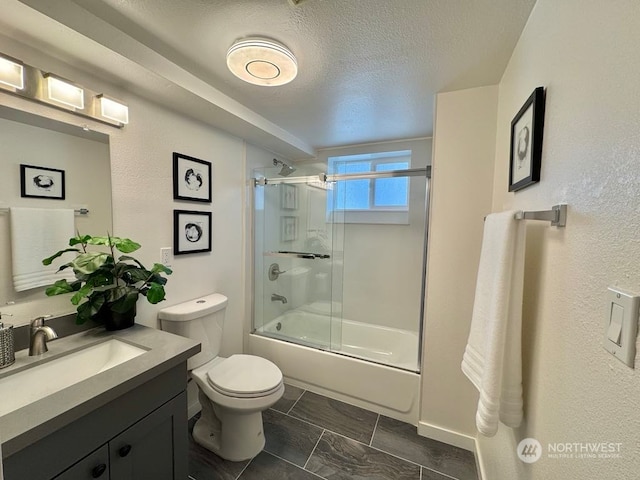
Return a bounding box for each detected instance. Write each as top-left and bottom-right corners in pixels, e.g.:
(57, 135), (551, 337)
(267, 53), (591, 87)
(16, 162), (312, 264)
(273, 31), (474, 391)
(0, 207), (89, 215)
(514, 204), (566, 227)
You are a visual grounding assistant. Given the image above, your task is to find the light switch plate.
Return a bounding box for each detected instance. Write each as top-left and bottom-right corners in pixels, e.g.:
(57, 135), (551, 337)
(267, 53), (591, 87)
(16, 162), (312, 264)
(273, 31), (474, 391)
(603, 287), (640, 367)
(160, 247), (172, 267)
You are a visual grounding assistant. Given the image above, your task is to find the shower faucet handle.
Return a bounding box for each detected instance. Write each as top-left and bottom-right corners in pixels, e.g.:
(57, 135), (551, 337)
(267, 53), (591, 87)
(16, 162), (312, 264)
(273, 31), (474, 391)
(268, 263), (287, 281)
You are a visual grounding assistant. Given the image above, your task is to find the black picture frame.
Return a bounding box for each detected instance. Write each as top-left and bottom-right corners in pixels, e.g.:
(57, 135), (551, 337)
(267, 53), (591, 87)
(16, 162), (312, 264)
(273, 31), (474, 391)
(20, 164), (65, 200)
(280, 184), (298, 210)
(173, 209), (212, 255)
(280, 216), (298, 242)
(509, 87), (545, 192)
(173, 152), (212, 202)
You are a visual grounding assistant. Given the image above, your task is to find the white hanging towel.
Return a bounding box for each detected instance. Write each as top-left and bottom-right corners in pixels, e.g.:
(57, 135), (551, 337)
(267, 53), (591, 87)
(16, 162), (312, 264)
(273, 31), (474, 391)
(10, 207), (76, 292)
(461, 210), (526, 437)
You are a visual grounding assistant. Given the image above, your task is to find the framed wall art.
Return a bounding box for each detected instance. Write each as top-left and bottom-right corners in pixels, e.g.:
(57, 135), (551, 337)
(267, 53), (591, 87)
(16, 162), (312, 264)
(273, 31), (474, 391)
(280, 183), (298, 210)
(20, 164), (65, 199)
(173, 152), (212, 202)
(173, 209), (212, 255)
(509, 86), (545, 192)
(280, 216), (298, 242)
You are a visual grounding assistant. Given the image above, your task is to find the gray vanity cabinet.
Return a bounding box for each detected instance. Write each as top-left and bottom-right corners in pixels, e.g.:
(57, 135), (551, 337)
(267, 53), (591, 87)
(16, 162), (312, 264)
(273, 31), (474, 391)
(53, 445), (110, 480)
(4, 364), (189, 480)
(108, 393), (180, 480)
(52, 393), (183, 480)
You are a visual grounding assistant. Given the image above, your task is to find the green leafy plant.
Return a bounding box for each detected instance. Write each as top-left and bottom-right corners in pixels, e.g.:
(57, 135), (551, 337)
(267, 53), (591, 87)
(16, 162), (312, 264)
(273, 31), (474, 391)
(42, 234), (172, 324)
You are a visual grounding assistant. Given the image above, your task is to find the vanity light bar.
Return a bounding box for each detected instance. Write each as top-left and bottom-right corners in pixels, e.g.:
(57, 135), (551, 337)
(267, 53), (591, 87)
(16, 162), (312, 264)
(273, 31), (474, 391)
(44, 73), (84, 110)
(98, 94), (129, 124)
(0, 51), (127, 128)
(0, 54), (24, 90)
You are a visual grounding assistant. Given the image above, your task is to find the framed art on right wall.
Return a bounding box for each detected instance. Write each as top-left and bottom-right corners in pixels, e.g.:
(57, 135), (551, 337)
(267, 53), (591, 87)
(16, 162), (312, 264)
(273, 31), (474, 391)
(509, 86), (545, 192)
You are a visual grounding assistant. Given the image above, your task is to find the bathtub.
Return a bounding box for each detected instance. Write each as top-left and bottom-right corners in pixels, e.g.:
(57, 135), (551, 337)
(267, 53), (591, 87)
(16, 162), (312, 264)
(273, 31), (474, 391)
(249, 308), (421, 423)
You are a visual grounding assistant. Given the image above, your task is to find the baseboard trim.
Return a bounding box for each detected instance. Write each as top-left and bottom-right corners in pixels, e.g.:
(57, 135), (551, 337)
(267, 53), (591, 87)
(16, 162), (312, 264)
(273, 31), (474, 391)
(417, 421), (484, 480)
(474, 437), (487, 480)
(417, 421), (476, 451)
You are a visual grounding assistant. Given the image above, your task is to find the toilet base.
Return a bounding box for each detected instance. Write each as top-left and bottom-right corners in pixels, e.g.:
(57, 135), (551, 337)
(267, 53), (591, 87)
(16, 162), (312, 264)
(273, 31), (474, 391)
(192, 390), (266, 462)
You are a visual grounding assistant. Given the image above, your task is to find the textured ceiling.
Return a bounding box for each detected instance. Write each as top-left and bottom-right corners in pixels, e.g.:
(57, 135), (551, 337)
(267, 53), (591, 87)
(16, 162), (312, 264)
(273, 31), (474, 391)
(7, 0), (537, 153)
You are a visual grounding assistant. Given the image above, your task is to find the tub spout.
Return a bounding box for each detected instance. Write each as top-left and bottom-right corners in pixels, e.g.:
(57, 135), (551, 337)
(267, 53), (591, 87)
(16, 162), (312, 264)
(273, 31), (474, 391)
(271, 293), (288, 304)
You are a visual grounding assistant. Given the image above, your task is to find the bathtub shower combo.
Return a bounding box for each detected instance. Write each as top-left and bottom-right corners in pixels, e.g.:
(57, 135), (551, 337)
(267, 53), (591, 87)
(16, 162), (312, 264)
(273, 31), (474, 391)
(249, 152), (430, 422)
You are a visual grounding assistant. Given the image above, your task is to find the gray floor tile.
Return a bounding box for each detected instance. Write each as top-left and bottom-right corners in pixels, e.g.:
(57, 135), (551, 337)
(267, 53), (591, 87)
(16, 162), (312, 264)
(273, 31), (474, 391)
(239, 451), (320, 480)
(263, 408), (324, 466)
(421, 467), (457, 480)
(371, 416), (478, 480)
(188, 437), (250, 480)
(272, 384), (306, 413)
(306, 431), (420, 480)
(289, 391), (378, 444)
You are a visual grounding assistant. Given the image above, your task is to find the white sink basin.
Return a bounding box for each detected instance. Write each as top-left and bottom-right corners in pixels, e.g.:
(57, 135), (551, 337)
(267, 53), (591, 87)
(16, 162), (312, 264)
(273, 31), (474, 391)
(0, 339), (146, 417)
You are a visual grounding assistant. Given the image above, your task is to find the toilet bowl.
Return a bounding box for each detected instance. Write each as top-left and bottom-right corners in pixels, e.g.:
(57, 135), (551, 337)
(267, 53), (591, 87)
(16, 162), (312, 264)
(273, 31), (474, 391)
(159, 294), (284, 461)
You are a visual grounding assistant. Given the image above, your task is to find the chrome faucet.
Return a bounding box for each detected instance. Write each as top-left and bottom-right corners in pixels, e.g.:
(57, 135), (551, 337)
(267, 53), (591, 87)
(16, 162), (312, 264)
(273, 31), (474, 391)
(29, 315), (58, 356)
(271, 293), (288, 304)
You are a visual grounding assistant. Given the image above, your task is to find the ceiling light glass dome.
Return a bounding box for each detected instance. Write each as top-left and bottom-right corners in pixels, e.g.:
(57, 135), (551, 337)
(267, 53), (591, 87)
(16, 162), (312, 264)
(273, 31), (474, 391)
(226, 38), (298, 87)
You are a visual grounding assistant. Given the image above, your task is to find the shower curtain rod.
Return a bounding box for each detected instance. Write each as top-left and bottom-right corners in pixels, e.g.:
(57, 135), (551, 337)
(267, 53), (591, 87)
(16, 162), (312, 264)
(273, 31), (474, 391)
(254, 166), (431, 186)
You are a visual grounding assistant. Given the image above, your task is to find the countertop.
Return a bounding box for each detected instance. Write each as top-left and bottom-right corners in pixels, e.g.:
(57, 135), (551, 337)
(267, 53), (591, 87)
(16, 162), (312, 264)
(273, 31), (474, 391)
(0, 324), (200, 457)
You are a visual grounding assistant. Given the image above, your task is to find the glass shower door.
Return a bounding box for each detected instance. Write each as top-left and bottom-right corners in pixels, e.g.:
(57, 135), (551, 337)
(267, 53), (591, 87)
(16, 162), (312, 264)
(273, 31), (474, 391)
(325, 158), (428, 372)
(253, 171), (341, 351)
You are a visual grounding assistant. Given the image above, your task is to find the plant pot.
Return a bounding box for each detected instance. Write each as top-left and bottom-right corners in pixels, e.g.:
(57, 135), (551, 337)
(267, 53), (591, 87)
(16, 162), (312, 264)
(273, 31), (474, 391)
(103, 304), (137, 331)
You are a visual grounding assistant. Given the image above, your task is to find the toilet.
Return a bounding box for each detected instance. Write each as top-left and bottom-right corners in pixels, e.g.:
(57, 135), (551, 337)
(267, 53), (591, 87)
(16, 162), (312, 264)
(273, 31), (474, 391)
(158, 293), (284, 461)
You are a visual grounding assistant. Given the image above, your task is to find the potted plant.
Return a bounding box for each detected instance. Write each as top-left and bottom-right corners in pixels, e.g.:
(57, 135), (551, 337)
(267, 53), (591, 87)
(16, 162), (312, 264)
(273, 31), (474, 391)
(42, 234), (172, 330)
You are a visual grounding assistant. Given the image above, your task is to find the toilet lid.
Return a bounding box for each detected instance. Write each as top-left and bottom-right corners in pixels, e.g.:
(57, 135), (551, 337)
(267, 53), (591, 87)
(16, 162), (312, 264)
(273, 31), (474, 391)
(206, 354), (282, 397)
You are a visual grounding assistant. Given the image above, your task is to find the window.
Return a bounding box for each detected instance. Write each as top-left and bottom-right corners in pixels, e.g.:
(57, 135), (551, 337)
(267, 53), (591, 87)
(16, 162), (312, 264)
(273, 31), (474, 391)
(327, 150), (411, 224)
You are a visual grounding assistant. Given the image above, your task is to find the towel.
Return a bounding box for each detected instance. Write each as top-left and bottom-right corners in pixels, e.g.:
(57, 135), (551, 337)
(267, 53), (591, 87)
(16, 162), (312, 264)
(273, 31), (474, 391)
(461, 210), (526, 437)
(10, 207), (76, 292)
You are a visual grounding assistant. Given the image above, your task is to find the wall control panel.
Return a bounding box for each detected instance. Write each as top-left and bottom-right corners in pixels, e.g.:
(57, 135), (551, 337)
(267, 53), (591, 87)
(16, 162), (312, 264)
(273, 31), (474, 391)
(603, 287), (640, 368)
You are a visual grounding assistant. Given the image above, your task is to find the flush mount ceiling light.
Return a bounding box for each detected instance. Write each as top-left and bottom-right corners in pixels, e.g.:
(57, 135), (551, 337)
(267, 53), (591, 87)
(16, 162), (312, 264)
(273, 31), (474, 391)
(226, 38), (297, 86)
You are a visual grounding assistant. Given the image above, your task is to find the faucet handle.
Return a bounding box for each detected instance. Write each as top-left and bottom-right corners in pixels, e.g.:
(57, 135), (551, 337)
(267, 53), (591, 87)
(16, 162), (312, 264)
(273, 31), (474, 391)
(30, 314), (52, 328)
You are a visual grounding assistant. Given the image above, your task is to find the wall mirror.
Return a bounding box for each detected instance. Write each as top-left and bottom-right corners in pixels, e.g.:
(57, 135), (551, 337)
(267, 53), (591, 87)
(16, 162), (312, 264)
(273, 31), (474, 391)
(0, 104), (113, 326)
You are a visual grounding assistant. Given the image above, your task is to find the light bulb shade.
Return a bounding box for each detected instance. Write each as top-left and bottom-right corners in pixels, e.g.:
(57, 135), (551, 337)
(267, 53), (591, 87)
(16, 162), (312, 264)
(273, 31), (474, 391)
(45, 73), (84, 110)
(227, 38), (297, 86)
(99, 95), (129, 124)
(0, 54), (23, 90)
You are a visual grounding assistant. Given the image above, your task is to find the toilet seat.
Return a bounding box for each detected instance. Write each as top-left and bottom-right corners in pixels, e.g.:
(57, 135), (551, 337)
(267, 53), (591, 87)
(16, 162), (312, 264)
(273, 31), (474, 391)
(206, 354), (283, 399)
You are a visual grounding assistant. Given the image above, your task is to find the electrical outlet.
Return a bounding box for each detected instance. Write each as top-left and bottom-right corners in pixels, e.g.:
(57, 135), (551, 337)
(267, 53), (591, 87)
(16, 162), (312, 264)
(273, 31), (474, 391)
(161, 247), (172, 267)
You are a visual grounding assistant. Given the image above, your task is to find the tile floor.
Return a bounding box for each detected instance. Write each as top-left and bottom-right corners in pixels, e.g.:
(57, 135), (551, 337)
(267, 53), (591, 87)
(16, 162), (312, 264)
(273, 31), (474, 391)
(188, 384), (479, 480)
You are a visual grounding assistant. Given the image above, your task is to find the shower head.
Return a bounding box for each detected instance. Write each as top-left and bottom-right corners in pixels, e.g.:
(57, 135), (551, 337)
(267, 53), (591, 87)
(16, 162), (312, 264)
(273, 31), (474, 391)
(273, 158), (296, 176)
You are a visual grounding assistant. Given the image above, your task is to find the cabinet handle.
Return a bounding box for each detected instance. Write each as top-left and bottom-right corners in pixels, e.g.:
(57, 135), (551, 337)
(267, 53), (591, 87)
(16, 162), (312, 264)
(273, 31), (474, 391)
(91, 463), (107, 478)
(119, 444), (132, 457)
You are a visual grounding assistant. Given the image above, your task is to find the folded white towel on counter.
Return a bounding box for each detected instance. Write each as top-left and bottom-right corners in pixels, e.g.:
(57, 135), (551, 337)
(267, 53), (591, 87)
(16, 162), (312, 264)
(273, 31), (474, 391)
(461, 210), (526, 437)
(10, 207), (75, 292)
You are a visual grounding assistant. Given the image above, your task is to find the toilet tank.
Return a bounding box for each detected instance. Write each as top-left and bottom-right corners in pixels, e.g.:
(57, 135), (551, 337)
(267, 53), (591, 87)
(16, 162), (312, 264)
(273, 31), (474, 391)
(158, 293), (228, 370)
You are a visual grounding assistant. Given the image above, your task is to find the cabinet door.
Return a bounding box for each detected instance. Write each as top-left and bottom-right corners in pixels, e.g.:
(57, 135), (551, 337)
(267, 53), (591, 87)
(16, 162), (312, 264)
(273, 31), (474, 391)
(52, 445), (109, 480)
(109, 392), (187, 480)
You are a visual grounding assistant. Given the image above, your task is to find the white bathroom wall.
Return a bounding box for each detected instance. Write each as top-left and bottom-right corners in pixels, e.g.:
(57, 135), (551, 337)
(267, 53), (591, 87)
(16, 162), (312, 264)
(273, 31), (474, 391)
(0, 36), (275, 358)
(108, 94), (247, 357)
(478, 0), (640, 478)
(420, 86), (498, 446)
